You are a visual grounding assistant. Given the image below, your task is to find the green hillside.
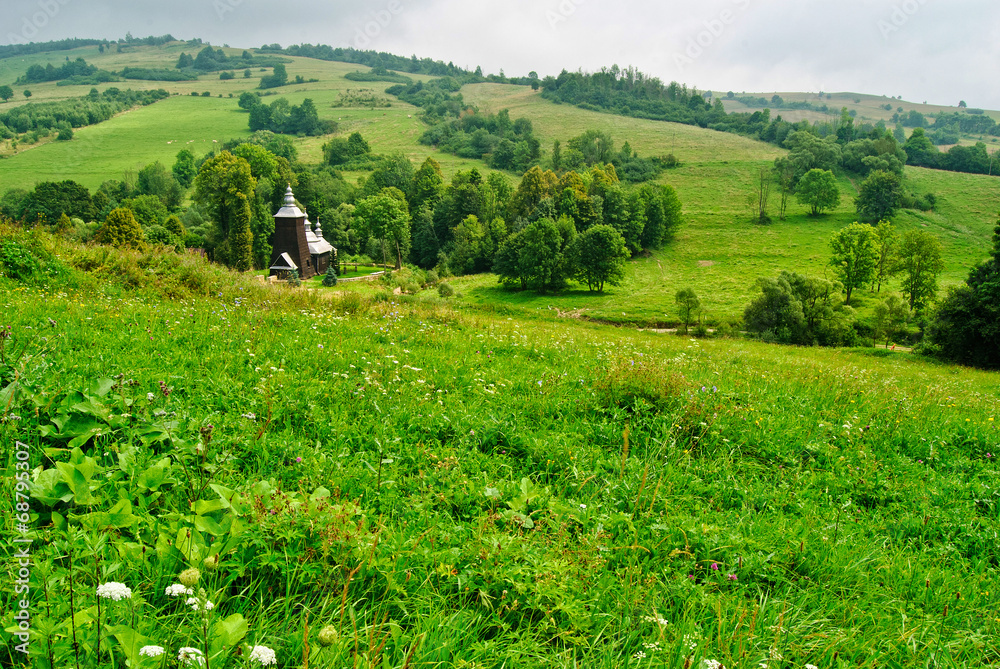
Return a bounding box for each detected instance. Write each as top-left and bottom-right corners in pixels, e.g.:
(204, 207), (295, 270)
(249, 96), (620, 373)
(0, 41), (998, 324)
(1, 41), (999, 669)
(1, 228), (999, 668)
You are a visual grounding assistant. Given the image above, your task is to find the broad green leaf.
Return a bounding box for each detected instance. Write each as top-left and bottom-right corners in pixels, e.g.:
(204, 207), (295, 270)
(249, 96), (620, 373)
(210, 614), (248, 650)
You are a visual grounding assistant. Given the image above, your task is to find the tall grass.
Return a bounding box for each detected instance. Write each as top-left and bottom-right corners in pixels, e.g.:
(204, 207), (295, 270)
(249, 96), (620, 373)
(1, 234), (997, 667)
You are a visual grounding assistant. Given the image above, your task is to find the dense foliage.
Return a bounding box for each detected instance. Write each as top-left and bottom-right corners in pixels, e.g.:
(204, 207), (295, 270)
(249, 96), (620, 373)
(542, 66), (1000, 180)
(928, 221), (1000, 368)
(244, 97), (336, 136)
(0, 88), (169, 139)
(257, 43), (471, 78)
(419, 109), (539, 171)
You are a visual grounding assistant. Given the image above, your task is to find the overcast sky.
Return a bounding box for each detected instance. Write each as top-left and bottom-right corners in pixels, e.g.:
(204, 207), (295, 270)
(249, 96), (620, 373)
(4, 0), (999, 108)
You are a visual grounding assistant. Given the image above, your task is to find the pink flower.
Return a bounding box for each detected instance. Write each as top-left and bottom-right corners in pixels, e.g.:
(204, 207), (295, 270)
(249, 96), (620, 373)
(711, 563), (719, 571)
(727, 574), (738, 581)
(295, 457), (302, 463)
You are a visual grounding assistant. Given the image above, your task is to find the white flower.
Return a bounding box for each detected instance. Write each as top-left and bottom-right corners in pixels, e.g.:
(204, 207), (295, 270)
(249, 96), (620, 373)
(701, 661), (724, 669)
(147, 392), (155, 401)
(165, 583), (193, 597)
(139, 645), (165, 657)
(186, 597), (214, 611)
(178, 646), (205, 666)
(96, 582), (132, 601)
(248, 645), (278, 666)
(632, 651), (647, 659)
(580, 503), (587, 510)
(805, 665), (819, 669)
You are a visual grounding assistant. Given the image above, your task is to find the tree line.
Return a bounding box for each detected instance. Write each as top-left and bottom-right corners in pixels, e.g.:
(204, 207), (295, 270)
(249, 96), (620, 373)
(0, 87), (169, 144)
(1, 130), (681, 295)
(538, 66), (1000, 180)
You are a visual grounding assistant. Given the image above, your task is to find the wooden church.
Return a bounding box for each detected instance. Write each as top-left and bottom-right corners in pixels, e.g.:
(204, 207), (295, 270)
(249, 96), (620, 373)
(268, 185), (335, 279)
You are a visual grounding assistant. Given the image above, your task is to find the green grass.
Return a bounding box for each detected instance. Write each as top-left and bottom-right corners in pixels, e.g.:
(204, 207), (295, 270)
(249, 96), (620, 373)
(0, 94), (251, 190)
(1, 230), (999, 668)
(1, 43), (998, 325)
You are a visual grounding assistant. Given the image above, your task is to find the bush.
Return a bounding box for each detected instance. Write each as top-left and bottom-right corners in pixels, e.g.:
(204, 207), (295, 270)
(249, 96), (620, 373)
(57, 127), (73, 141)
(425, 269), (439, 284)
(286, 268), (301, 287)
(438, 282), (454, 298)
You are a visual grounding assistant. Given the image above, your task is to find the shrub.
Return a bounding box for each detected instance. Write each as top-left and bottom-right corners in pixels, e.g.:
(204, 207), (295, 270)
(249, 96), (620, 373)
(437, 282), (454, 298)
(322, 265), (337, 287)
(96, 207), (144, 249)
(286, 268), (301, 287)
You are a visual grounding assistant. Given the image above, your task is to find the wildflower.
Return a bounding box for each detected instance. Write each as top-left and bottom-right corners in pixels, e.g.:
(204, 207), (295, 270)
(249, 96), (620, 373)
(580, 503), (587, 510)
(202, 555), (219, 572)
(295, 457), (302, 463)
(318, 344), (324, 350)
(96, 582), (132, 601)
(632, 651), (647, 659)
(139, 645), (165, 657)
(248, 645), (277, 666)
(710, 563), (720, 571)
(178, 647), (204, 666)
(701, 660), (724, 669)
(317, 625), (339, 647)
(166, 583), (194, 597)
(806, 665), (819, 669)
(147, 392), (155, 401)
(187, 597), (214, 611)
(241, 413), (256, 420)
(179, 568), (201, 587)
(727, 573), (738, 581)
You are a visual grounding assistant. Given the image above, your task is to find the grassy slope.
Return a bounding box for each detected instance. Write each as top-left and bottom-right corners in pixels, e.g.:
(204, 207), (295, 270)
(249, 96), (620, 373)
(452, 84), (999, 322)
(1, 44), (998, 323)
(1, 231), (998, 667)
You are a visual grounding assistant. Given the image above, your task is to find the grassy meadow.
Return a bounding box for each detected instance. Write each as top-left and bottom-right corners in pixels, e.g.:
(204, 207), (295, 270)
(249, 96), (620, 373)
(1, 227), (999, 669)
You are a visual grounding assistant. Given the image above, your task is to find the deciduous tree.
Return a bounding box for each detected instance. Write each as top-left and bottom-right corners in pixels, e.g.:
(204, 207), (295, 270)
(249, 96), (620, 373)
(795, 169), (840, 216)
(569, 224), (629, 292)
(353, 191), (411, 269)
(928, 219), (1000, 368)
(856, 170), (903, 223)
(898, 229), (944, 310)
(675, 288), (700, 333)
(830, 223), (878, 305)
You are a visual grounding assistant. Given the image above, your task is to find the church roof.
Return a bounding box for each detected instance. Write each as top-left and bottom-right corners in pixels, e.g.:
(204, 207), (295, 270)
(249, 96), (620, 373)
(274, 184), (305, 219)
(305, 216), (334, 255)
(269, 252), (298, 271)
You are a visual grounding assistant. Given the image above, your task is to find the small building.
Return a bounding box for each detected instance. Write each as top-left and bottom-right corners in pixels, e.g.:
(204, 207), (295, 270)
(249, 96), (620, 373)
(268, 185), (336, 279)
(268, 252), (298, 280)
